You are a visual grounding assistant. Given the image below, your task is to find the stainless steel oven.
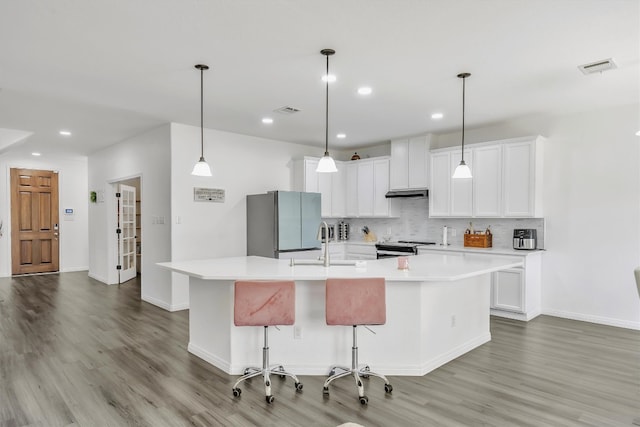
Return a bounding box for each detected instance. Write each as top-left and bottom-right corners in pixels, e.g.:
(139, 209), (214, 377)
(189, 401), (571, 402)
(375, 241), (437, 259)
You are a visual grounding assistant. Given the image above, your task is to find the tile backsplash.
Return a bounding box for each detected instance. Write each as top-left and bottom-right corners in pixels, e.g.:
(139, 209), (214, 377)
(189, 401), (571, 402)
(324, 198), (545, 249)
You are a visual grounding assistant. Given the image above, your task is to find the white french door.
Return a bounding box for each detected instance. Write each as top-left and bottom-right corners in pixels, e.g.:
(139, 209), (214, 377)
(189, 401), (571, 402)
(117, 184), (137, 283)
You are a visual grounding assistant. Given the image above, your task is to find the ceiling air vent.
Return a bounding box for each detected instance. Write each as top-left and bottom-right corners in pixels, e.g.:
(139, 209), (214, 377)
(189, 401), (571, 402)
(274, 106), (301, 114)
(578, 58), (617, 75)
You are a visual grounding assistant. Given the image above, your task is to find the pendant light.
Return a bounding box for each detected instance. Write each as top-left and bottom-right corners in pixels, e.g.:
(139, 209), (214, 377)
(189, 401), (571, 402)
(191, 64), (212, 177)
(316, 49), (338, 173)
(452, 72), (472, 179)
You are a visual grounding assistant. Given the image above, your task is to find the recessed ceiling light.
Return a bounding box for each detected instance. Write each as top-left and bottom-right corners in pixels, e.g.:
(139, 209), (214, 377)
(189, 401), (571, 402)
(336, 133), (346, 139)
(321, 74), (336, 83)
(262, 117), (273, 124)
(31, 152), (41, 156)
(59, 130), (71, 136)
(357, 87), (372, 95)
(431, 113), (444, 120)
(636, 130), (640, 136)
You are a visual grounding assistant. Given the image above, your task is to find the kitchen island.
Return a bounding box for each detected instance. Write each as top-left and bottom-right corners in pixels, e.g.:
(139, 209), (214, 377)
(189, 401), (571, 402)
(158, 253), (523, 376)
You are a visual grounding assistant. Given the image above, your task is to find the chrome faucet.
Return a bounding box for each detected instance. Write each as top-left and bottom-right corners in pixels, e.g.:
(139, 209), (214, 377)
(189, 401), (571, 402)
(316, 221), (330, 267)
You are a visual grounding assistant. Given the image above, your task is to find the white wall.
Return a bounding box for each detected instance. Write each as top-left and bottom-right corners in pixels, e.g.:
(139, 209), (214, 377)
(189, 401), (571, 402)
(88, 124), (173, 309)
(0, 152), (89, 277)
(169, 123), (322, 308)
(432, 104), (640, 329)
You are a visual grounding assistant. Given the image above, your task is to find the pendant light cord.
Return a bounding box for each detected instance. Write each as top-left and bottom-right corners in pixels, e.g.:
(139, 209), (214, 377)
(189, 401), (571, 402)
(461, 75), (465, 162)
(200, 66), (204, 160)
(324, 53), (329, 156)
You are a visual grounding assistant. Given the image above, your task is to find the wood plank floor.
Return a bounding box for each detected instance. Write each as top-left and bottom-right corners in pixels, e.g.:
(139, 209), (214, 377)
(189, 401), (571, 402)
(0, 272), (638, 426)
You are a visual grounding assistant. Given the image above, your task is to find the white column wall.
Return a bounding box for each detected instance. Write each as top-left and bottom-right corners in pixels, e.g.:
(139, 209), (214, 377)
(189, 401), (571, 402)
(432, 104), (640, 329)
(0, 153), (89, 277)
(88, 124), (173, 309)
(168, 123), (323, 309)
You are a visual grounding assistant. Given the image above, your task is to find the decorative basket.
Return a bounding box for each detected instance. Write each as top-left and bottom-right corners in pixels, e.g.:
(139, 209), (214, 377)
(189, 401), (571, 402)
(464, 233), (492, 248)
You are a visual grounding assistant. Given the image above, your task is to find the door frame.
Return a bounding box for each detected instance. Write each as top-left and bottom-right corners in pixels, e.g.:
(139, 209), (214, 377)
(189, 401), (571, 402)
(105, 173), (142, 285)
(9, 168), (60, 275)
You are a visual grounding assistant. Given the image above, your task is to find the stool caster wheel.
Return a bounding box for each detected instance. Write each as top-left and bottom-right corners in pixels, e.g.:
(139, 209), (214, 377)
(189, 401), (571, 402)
(295, 382), (303, 391)
(322, 387), (330, 395)
(232, 388), (241, 397)
(385, 383), (393, 393)
(266, 395), (274, 404)
(359, 395), (369, 405)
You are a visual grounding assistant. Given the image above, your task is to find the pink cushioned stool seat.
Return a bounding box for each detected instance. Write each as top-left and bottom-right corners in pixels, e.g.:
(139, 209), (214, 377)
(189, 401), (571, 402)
(325, 277), (386, 326)
(234, 280), (295, 326)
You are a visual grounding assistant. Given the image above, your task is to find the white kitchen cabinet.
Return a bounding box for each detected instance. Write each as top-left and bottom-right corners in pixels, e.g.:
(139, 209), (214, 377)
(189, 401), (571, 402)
(345, 162), (358, 217)
(390, 135), (430, 190)
(503, 137), (544, 217)
(373, 159), (391, 216)
(450, 149), (473, 216)
(419, 247), (542, 321)
(472, 144), (502, 217)
(294, 157), (346, 218)
(490, 251), (542, 320)
(429, 135), (544, 218)
(330, 166), (346, 217)
(318, 170), (332, 217)
(491, 268), (524, 312)
(357, 161), (375, 217)
(429, 149), (472, 217)
(296, 156), (395, 219)
(429, 151), (450, 216)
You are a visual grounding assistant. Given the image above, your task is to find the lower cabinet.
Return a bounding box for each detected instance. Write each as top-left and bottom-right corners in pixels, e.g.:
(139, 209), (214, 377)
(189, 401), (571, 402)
(491, 268), (524, 312)
(490, 251), (542, 321)
(419, 248), (542, 321)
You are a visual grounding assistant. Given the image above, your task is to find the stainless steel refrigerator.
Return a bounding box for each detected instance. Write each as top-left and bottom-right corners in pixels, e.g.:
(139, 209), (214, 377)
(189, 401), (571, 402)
(246, 191), (322, 258)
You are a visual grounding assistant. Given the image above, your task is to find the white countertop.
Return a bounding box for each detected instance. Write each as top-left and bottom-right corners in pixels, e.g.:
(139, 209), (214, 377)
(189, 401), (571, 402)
(417, 244), (544, 256)
(158, 253), (523, 282)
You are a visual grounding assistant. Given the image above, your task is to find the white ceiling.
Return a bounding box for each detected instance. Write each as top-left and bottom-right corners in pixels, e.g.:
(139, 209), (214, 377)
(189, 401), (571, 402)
(0, 0), (638, 157)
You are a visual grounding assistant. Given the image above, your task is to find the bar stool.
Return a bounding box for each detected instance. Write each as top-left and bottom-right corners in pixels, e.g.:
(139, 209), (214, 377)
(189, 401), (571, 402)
(231, 280), (303, 403)
(323, 277), (392, 405)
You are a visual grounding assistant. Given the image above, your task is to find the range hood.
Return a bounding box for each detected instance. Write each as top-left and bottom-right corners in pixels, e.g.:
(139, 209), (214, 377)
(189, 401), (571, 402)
(385, 189), (428, 198)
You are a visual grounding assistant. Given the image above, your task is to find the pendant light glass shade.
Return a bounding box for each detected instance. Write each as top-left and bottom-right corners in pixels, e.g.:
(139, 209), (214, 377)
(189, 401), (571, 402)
(316, 49), (337, 173)
(191, 64), (212, 177)
(453, 72), (472, 179)
(192, 157), (212, 176)
(317, 153), (338, 172)
(452, 160), (472, 179)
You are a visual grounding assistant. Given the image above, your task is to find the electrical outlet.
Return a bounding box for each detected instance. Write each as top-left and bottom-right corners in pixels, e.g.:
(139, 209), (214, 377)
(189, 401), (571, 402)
(294, 326), (303, 339)
(451, 315), (456, 327)
(451, 228), (457, 237)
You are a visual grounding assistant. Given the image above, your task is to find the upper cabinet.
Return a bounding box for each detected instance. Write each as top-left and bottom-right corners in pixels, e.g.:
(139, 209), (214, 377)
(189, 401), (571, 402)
(429, 149), (472, 217)
(390, 135), (431, 190)
(429, 136), (544, 218)
(295, 156), (395, 218)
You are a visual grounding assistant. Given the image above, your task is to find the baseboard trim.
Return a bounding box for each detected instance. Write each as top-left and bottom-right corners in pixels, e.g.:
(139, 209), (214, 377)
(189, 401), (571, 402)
(141, 295), (187, 312)
(87, 272), (108, 284)
(61, 267), (89, 273)
(188, 333), (492, 377)
(542, 309), (640, 330)
(141, 295), (171, 311)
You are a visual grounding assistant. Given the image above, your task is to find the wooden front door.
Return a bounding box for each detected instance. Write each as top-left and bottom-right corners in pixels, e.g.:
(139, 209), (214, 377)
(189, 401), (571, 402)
(10, 168), (60, 275)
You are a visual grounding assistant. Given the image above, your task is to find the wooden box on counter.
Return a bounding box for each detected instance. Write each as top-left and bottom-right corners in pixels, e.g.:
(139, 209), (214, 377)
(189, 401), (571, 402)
(464, 233), (492, 248)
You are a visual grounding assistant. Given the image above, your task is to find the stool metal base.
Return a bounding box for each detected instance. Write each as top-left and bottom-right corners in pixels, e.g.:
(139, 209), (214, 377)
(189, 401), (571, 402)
(322, 325), (393, 405)
(232, 326), (303, 403)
